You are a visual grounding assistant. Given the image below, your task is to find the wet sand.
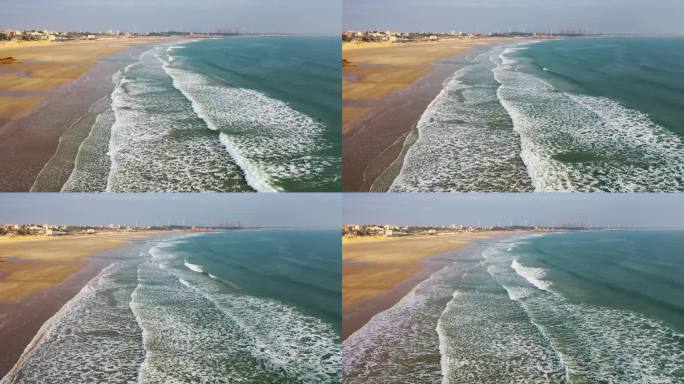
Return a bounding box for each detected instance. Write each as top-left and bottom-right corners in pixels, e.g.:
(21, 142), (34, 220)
(0, 39), (173, 191)
(342, 38), (514, 192)
(0, 233), (158, 302)
(0, 257), (111, 377)
(0, 232), (164, 377)
(342, 232), (509, 339)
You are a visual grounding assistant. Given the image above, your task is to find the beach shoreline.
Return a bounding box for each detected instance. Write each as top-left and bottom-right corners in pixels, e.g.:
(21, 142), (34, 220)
(342, 232), (517, 340)
(0, 232), (174, 378)
(0, 256), (112, 378)
(0, 38), (182, 192)
(342, 38), (519, 192)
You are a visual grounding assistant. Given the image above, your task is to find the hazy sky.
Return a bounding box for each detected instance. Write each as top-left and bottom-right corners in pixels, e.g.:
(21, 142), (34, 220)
(344, 0), (684, 34)
(0, 0), (341, 34)
(344, 194), (684, 228)
(0, 194), (340, 228)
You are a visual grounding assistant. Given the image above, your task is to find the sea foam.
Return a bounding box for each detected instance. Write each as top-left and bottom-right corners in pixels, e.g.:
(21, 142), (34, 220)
(390, 50), (533, 192)
(486, 236), (684, 383)
(162, 49), (338, 192)
(2, 261), (146, 384)
(344, 258), (484, 384)
(510, 258), (553, 292)
(104, 45), (251, 192)
(493, 43), (684, 192)
(132, 237), (340, 383)
(183, 260), (204, 273)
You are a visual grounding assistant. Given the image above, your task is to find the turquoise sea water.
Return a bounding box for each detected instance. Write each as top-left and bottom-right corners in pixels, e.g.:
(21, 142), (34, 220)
(344, 231), (684, 383)
(64, 36), (341, 192)
(521, 37), (684, 137)
(179, 230), (341, 331)
(3, 230), (341, 383)
(515, 230), (684, 333)
(392, 37), (684, 192)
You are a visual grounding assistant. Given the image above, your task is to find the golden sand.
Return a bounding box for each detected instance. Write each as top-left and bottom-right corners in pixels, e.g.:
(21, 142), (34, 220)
(342, 38), (511, 128)
(342, 232), (504, 311)
(0, 232), (156, 303)
(0, 96), (43, 120)
(0, 38), (166, 120)
(342, 107), (371, 128)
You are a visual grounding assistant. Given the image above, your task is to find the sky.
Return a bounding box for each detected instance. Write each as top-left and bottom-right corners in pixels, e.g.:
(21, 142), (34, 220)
(344, 0), (684, 34)
(4, 193), (683, 229)
(344, 194), (684, 228)
(0, 0), (341, 34)
(0, 193), (340, 228)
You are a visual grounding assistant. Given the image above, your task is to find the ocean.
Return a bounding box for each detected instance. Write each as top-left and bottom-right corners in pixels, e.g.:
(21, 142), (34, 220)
(391, 37), (684, 192)
(343, 231), (684, 383)
(63, 36), (341, 192)
(3, 230), (341, 384)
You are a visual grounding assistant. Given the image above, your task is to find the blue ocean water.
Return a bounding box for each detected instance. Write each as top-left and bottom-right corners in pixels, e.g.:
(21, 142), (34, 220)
(344, 231), (684, 383)
(3, 230), (341, 383)
(392, 37), (684, 192)
(178, 230), (341, 331)
(513, 230), (684, 333)
(64, 36), (341, 192)
(483, 231), (684, 383)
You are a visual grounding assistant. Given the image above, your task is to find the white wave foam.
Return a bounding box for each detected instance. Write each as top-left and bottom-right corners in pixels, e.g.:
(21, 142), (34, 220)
(161, 55), (336, 192)
(183, 261), (203, 273)
(511, 259), (553, 292)
(486, 235), (684, 383)
(344, 261), (478, 383)
(132, 236), (340, 383)
(104, 46), (251, 192)
(207, 273), (240, 290)
(438, 262), (568, 383)
(4, 260), (146, 384)
(493, 43), (684, 192)
(390, 50), (533, 192)
(61, 67), (127, 192)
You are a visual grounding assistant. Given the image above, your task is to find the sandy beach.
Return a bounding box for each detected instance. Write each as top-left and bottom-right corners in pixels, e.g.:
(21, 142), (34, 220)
(0, 232), (162, 377)
(342, 232), (510, 339)
(0, 38), (172, 191)
(342, 38), (514, 191)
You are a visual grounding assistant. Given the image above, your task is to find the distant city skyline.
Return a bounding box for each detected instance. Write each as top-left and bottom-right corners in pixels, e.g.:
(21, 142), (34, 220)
(0, 0), (340, 35)
(344, 194), (684, 228)
(344, 0), (684, 34)
(0, 194), (340, 228)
